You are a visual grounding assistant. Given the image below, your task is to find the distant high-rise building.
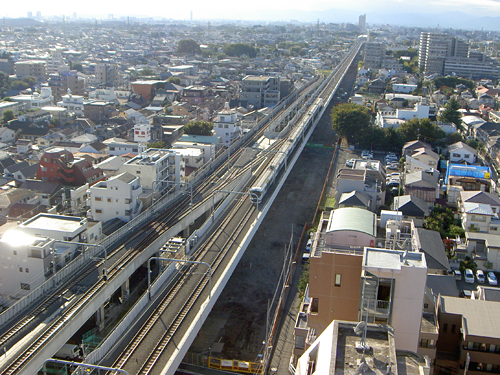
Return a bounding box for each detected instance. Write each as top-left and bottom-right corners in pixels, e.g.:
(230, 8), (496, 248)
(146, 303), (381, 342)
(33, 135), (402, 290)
(36, 11), (41, 20)
(27, 11), (32, 18)
(419, 32), (469, 75)
(359, 14), (366, 32)
(364, 42), (385, 69)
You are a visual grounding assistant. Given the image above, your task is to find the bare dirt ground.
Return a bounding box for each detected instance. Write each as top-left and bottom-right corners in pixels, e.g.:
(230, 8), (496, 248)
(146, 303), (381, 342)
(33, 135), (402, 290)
(188, 109), (337, 362)
(188, 63), (359, 365)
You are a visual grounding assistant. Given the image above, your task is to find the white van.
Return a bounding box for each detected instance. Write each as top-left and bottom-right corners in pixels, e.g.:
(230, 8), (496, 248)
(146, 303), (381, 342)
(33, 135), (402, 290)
(55, 344), (82, 360)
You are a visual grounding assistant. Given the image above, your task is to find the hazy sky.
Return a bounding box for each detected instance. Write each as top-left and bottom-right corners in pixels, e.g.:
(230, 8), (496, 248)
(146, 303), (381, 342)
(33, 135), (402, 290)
(4, 0), (500, 20)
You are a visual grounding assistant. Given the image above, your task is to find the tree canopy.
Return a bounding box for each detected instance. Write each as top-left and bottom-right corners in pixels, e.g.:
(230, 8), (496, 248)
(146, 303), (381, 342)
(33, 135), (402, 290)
(167, 76), (181, 85)
(177, 39), (201, 55)
(1, 109), (14, 123)
(439, 97), (462, 129)
(330, 103), (371, 145)
(223, 43), (257, 58)
(183, 120), (214, 136)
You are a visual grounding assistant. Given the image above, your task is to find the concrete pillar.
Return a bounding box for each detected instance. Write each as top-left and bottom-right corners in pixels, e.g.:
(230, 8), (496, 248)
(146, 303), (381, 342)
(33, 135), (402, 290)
(121, 279), (130, 301)
(96, 305), (105, 332)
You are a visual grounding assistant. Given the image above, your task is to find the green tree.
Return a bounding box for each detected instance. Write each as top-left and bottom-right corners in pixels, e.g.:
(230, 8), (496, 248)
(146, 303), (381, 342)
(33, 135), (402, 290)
(446, 132), (463, 145)
(330, 103), (370, 145)
(148, 140), (169, 149)
(397, 118), (445, 146)
(1, 109), (14, 123)
(223, 43), (257, 58)
(439, 97), (462, 128)
(72, 63), (83, 72)
(177, 39), (201, 55)
(167, 76), (181, 85)
(183, 120), (214, 136)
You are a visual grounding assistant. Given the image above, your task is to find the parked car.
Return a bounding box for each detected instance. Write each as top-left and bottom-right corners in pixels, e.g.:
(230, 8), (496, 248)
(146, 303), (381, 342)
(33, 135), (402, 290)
(453, 269), (462, 281)
(305, 239), (312, 252)
(345, 159), (355, 167)
(487, 271), (498, 286)
(387, 164), (399, 171)
(361, 150), (373, 159)
(476, 269), (486, 283)
(387, 180), (400, 188)
(464, 268), (475, 283)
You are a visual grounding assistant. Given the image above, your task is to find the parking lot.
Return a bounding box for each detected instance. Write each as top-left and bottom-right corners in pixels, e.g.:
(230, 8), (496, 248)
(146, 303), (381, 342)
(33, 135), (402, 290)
(455, 269), (499, 297)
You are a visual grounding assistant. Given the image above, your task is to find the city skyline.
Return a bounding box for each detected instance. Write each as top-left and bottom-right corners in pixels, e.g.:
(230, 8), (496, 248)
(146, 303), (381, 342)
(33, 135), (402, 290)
(5, 0), (500, 23)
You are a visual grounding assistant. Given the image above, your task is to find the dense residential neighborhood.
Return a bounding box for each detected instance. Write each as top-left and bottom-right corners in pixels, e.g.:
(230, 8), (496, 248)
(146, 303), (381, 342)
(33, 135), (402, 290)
(3, 12), (500, 375)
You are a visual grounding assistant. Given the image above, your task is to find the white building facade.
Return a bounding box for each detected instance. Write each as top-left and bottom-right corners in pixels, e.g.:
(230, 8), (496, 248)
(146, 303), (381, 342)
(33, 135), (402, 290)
(89, 172), (143, 223)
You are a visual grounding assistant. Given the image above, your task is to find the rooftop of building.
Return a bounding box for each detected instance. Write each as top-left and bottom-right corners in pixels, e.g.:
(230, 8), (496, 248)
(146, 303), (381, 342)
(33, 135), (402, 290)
(440, 295), (500, 339)
(364, 247), (426, 271)
(125, 149), (176, 166)
(326, 207), (377, 237)
(19, 213), (86, 233)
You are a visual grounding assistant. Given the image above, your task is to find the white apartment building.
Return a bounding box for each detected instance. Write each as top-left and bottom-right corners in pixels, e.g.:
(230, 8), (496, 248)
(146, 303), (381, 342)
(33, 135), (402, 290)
(0, 231), (58, 299)
(58, 92), (84, 116)
(103, 138), (139, 156)
(10, 86), (53, 110)
(134, 123), (152, 143)
(0, 213), (102, 300)
(214, 105), (242, 146)
(118, 148), (185, 190)
(45, 48), (68, 75)
(88, 87), (119, 104)
(89, 172), (143, 223)
(361, 247), (428, 353)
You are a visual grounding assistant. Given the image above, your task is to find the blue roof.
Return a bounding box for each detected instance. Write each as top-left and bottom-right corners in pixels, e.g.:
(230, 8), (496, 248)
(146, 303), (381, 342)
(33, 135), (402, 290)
(445, 163), (491, 187)
(180, 134), (221, 144)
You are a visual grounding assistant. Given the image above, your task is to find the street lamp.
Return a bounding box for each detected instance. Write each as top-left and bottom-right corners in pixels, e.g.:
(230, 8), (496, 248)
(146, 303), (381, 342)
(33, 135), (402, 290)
(211, 190), (259, 223)
(147, 257), (212, 300)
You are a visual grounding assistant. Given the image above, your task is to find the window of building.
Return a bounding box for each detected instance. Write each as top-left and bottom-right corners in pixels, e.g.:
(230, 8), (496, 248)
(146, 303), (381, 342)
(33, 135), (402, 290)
(311, 298), (319, 313)
(335, 274), (341, 286)
(125, 198), (131, 204)
(453, 153), (461, 158)
(20, 283), (30, 291)
(125, 210), (131, 216)
(19, 267), (23, 272)
(419, 339), (429, 348)
(451, 324), (456, 334)
(25, 268), (29, 273)
(107, 198), (112, 202)
(95, 197), (102, 201)
(109, 147), (115, 151)
(443, 323), (448, 333)
(13, 250), (17, 255)
(424, 303), (429, 308)
(95, 209), (102, 214)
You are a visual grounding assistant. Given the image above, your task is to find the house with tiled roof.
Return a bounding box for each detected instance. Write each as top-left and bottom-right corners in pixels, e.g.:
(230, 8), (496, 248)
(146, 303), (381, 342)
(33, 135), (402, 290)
(448, 141), (477, 164)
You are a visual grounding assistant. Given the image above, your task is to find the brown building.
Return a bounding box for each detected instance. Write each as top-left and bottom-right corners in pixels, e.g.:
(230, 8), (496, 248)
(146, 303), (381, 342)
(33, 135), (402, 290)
(14, 61), (46, 81)
(436, 295), (500, 374)
(83, 101), (117, 124)
(48, 71), (85, 101)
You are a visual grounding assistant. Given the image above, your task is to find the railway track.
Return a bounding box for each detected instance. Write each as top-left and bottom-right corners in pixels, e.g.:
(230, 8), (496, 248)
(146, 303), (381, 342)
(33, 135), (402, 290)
(0, 42), (365, 372)
(0, 80), (301, 375)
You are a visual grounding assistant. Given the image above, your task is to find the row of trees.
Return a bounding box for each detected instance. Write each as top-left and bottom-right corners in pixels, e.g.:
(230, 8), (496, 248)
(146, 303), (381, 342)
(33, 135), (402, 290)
(330, 102), (466, 151)
(0, 72), (36, 99)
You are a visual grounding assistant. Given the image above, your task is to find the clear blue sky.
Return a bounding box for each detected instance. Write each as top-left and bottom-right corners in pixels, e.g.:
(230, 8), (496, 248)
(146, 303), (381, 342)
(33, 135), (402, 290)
(3, 0), (500, 20)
